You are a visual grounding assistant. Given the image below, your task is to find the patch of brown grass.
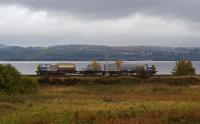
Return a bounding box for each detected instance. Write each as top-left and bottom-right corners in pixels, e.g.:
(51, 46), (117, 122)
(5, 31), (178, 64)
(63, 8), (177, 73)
(1, 81), (200, 124)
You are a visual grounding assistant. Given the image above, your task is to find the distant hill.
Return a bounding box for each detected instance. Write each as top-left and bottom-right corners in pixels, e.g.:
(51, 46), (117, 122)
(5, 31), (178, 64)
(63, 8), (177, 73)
(0, 45), (200, 61)
(0, 44), (7, 49)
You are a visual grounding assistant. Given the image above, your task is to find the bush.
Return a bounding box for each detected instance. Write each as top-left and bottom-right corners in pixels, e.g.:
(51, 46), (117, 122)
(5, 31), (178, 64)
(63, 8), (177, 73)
(37, 77), (81, 86)
(172, 60), (196, 75)
(63, 78), (81, 86)
(0, 64), (21, 95)
(94, 77), (140, 85)
(37, 77), (51, 84)
(51, 78), (64, 85)
(0, 64), (39, 95)
(18, 77), (39, 94)
(146, 76), (200, 86)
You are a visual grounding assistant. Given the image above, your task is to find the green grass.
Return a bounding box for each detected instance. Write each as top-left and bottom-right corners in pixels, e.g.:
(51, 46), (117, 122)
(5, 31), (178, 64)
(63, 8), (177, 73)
(1, 78), (200, 124)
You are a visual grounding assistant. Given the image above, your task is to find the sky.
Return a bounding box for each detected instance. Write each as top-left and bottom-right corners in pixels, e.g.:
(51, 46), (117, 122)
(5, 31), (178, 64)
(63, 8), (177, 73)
(0, 0), (200, 47)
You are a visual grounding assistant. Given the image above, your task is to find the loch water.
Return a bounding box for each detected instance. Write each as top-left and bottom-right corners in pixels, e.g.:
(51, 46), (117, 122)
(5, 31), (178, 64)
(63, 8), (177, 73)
(0, 61), (200, 75)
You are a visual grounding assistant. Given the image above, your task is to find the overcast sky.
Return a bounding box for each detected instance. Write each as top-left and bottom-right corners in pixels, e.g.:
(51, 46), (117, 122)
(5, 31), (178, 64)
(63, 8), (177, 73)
(0, 0), (200, 47)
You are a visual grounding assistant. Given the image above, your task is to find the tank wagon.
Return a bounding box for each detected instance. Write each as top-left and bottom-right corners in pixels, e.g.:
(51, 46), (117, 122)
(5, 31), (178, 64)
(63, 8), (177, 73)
(36, 62), (156, 76)
(36, 63), (76, 75)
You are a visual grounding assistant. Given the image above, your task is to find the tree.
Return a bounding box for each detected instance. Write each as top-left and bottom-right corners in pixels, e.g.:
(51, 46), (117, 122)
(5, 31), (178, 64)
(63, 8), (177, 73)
(91, 60), (101, 71)
(0, 64), (39, 95)
(172, 60), (195, 75)
(115, 60), (124, 70)
(0, 64), (20, 95)
(152, 65), (157, 74)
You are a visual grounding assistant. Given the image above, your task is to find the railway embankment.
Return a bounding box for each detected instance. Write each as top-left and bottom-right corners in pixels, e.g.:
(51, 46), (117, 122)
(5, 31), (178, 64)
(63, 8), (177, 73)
(24, 75), (200, 86)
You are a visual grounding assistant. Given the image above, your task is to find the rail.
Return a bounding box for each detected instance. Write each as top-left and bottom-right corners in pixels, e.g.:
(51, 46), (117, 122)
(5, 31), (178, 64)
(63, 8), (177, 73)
(22, 74), (200, 78)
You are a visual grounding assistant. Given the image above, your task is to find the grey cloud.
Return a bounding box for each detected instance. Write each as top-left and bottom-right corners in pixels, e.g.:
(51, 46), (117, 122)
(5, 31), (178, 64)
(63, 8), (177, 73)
(0, 0), (200, 47)
(0, 0), (200, 21)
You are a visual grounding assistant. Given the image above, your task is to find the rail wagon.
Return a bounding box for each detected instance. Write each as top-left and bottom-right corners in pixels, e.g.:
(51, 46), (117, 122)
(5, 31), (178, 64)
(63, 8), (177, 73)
(36, 63), (76, 75)
(57, 63), (76, 73)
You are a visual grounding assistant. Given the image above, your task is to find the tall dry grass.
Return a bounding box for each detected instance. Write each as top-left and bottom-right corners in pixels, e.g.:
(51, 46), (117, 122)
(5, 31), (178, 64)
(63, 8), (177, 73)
(1, 76), (200, 123)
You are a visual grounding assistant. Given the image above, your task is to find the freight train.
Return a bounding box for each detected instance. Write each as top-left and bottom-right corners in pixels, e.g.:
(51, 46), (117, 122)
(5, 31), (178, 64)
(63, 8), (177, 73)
(36, 62), (157, 76)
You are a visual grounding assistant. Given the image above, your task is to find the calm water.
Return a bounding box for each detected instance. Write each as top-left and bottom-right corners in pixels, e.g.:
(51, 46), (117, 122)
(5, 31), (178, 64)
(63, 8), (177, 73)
(0, 61), (200, 75)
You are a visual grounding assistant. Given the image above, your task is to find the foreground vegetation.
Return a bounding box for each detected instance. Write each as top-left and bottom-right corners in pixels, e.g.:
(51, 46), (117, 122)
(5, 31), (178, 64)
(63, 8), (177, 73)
(172, 60), (196, 75)
(0, 65), (39, 95)
(1, 76), (200, 124)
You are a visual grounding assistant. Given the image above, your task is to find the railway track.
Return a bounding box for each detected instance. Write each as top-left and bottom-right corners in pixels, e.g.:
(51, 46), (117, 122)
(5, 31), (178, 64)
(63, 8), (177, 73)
(22, 74), (200, 78)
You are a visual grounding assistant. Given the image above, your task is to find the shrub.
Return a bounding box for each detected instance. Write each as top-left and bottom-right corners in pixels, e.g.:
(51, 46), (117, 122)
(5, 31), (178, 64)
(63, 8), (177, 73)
(0, 64), (38, 95)
(146, 76), (200, 86)
(37, 77), (51, 84)
(94, 78), (109, 84)
(63, 78), (81, 86)
(117, 76), (141, 84)
(37, 77), (82, 86)
(90, 60), (101, 71)
(0, 64), (21, 95)
(18, 77), (39, 94)
(172, 60), (196, 75)
(51, 78), (64, 85)
(94, 77), (140, 85)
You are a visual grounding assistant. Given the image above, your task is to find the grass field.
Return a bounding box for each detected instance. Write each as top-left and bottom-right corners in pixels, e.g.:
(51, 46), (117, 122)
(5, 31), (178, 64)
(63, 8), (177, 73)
(1, 77), (200, 124)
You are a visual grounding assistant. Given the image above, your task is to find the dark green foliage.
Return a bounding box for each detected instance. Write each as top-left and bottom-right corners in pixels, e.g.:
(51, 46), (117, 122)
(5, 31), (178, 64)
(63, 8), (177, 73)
(36, 76), (200, 87)
(0, 64), (39, 95)
(94, 77), (140, 85)
(63, 78), (81, 86)
(51, 78), (64, 85)
(0, 64), (21, 95)
(36, 77), (140, 85)
(145, 76), (200, 86)
(37, 77), (81, 86)
(37, 77), (51, 84)
(172, 60), (196, 75)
